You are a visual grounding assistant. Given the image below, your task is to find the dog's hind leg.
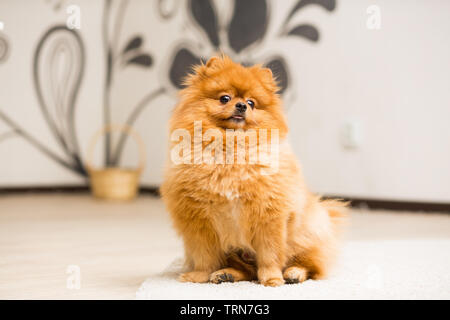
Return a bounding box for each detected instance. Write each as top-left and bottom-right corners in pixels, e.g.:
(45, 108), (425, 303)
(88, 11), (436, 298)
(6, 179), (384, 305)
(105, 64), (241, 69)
(210, 250), (257, 283)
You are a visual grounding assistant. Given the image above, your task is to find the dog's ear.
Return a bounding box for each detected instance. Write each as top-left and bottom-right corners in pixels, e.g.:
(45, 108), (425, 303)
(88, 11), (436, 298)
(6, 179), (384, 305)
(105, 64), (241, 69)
(206, 56), (221, 68)
(256, 67), (279, 93)
(184, 56), (222, 85)
(194, 56), (224, 78)
(261, 67), (273, 79)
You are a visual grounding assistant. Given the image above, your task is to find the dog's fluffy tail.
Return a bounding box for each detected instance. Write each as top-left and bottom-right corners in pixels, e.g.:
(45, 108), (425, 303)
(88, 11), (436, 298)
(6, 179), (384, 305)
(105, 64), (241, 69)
(320, 198), (350, 235)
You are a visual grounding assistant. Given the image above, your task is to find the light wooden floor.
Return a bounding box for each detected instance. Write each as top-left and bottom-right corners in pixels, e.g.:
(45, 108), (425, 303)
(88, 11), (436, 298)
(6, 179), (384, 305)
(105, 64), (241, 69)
(0, 194), (182, 299)
(1, 194), (449, 299)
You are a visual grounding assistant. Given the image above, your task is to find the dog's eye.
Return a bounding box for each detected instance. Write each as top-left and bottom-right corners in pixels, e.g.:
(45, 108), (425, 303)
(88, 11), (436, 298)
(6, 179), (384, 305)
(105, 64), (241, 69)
(247, 99), (255, 109)
(220, 95), (231, 104)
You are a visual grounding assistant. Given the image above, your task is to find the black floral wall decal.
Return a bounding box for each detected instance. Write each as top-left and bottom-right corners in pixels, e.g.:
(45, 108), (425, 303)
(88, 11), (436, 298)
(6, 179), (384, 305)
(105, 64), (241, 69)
(127, 53), (153, 67)
(0, 31), (17, 146)
(169, 47), (204, 89)
(102, 0), (164, 166)
(286, 24), (319, 42)
(189, 0), (220, 48)
(123, 36), (143, 53)
(265, 57), (289, 94)
(0, 25), (87, 176)
(0, 33), (10, 63)
(280, 0), (336, 41)
(33, 26), (86, 174)
(0, 0), (337, 179)
(122, 36), (153, 67)
(285, 0), (336, 23)
(0, 1), (163, 176)
(167, 0), (337, 95)
(228, 0), (268, 53)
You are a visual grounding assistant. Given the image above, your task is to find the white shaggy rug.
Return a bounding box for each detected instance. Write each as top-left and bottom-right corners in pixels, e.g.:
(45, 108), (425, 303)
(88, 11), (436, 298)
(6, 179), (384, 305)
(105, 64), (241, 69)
(137, 239), (450, 300)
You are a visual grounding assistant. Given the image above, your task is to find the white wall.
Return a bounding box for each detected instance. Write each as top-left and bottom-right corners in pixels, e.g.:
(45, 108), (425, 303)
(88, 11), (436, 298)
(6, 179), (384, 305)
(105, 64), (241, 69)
(285, 0), (450, 203)
(0, 0), (449, 203)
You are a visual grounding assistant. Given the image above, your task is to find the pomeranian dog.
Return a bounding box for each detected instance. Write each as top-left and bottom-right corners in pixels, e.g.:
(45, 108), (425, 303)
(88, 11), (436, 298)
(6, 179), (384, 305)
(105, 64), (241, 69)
(161, 55), (347, 286)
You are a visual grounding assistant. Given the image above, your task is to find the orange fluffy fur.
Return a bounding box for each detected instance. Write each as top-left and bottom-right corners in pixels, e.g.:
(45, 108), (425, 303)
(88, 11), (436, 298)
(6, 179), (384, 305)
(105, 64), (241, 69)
(161, 55), (347, 286)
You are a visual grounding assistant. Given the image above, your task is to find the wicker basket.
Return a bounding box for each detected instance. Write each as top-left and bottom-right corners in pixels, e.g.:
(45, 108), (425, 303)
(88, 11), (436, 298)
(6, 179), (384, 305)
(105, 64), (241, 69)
(86, 124), (146, 201)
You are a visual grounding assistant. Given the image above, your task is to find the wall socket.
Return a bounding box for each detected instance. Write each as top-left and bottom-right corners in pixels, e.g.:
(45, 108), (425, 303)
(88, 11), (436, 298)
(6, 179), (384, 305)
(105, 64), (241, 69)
(340, 119), (363, 149)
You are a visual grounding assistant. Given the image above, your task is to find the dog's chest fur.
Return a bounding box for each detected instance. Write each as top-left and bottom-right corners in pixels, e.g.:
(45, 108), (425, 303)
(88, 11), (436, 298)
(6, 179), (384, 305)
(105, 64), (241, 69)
(204, 166), (257, 251)
(210, 197), (252, 252)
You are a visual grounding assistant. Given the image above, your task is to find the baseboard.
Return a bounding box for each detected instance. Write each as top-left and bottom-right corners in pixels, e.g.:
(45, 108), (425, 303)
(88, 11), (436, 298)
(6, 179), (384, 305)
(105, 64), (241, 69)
(0, 185), (160, 196)
(0, 186), (448, 213)
(324, 195), (450, 213)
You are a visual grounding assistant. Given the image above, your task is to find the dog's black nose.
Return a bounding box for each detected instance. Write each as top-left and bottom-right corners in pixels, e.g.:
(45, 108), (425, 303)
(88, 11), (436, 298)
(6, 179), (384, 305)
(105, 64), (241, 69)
(235, 102), (247, 113)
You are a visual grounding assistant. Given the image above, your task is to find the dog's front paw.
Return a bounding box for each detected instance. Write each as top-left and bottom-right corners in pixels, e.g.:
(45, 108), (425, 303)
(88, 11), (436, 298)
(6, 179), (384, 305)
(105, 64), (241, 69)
(209, 270), (235, 284)
(178, 271), (209, 283)
(283, 266), (308, 284)
(258, 267), (284, 287)
(261, 277), (284, 287)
